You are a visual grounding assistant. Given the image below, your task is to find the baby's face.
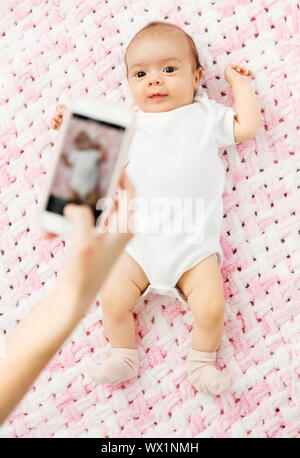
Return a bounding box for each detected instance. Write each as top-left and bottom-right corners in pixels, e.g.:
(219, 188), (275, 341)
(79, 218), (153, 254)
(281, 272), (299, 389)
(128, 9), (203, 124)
(126, 34), (202, 113)
(76, 135), (91, 150)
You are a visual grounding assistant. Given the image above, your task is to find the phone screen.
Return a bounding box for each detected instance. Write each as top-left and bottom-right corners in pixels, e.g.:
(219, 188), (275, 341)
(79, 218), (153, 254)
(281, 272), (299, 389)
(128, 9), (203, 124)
(45, 112), (126, 223)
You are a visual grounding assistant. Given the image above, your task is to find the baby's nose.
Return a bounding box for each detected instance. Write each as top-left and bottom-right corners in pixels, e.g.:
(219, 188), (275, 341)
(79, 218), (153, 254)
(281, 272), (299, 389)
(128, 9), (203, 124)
(148, 73), (163, 84)
(149, 80), (163, 87)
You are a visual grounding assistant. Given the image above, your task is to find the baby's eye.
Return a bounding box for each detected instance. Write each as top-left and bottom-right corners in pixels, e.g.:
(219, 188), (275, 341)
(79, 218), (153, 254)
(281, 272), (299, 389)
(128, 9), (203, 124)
(136, 71), (146, 78)
(164, 66), (176, 73)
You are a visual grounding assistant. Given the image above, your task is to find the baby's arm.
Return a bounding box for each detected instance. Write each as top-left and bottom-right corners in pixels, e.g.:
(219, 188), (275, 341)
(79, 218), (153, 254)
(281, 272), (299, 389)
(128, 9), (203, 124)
(224, 64), (260, 143)
(61, 152), (71, 167)
(97, 144), (106, 160)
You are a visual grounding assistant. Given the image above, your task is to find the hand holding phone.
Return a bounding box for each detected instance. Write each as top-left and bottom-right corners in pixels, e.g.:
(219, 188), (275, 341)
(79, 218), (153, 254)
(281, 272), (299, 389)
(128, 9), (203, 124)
(54, 169), (134, 307)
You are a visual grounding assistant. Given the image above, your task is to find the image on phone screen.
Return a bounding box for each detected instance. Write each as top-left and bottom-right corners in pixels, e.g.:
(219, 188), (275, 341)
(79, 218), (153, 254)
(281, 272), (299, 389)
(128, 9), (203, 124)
(45, 113), (126, 223)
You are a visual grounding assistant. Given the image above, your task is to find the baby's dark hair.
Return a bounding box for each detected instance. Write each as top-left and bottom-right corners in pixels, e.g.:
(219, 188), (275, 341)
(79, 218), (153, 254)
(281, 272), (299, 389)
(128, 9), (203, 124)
(125, 21), (202, 77)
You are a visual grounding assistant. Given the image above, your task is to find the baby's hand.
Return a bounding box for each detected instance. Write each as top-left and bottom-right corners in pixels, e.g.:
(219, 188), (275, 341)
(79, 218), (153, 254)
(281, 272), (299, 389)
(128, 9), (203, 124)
(224, 64), (254, 86)
(51, 104), (67, 130)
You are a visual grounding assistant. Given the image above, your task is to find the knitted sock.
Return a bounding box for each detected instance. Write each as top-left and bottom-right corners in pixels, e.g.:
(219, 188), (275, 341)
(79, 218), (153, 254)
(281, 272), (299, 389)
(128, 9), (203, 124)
(91, 347), (139, 386)
(186, 348), (231, 395)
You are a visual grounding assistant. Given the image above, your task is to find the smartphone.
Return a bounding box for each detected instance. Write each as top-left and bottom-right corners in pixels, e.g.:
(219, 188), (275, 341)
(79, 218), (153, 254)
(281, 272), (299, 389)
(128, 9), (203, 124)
(39, 97), (135, 237)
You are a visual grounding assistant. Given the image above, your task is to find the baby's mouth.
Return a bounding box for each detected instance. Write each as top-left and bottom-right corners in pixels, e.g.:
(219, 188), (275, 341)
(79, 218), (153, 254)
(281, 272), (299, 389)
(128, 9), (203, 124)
(149, 94), (168, 100)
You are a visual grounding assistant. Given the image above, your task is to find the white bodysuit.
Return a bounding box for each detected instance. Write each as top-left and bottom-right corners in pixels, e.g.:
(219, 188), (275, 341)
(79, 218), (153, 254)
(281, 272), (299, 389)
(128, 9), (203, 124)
(69, 148), (101, 199)
(124, 95), (238, 305)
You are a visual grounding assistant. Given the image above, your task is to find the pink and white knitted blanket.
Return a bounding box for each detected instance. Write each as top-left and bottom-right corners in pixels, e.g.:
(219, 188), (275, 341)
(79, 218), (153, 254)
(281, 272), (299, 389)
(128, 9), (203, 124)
(0, 0), (299, 438)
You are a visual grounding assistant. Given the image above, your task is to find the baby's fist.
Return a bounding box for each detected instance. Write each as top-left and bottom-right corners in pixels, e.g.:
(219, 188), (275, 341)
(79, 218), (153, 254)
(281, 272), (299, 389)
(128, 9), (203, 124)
(224, 64), (253, 86)
(51, 104), (67, 130)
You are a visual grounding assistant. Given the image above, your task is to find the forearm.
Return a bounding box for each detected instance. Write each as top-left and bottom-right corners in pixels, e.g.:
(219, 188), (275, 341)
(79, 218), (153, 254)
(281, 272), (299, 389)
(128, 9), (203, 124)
(231, 79), (260, 133)
(0, 280), (86, 425)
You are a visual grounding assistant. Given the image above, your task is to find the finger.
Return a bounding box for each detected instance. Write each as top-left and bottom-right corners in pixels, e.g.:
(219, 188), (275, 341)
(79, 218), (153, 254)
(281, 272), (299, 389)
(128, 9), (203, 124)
(96, 199), (118, 237)
(104, 191), (130, 235)
(103, 207), (134, 248)
(119, 171), (135, 201)
(236, 66), (240, 71)
(63, 204), (95, 241)
(119, 171), (127, 191)
(117, 174), (135, 222)
(43, 231), (57, 239)
(118, 175), (135, 230)
(102, 203), (133, 243)
(103, 229), (133, 257)
(54, 107), (66, 118)
(118, 169), (127, 188)
(56, 106), (66, 115)
(98, 172), (135, 237)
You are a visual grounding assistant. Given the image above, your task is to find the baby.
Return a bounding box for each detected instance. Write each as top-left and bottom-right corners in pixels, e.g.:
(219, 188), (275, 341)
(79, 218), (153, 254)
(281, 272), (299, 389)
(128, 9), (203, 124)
(52, 21), (260, 395)
(61, 131), (104, 207)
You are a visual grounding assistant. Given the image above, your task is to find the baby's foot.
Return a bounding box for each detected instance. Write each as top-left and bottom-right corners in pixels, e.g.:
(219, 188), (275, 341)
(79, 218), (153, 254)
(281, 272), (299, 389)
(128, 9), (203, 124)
(91, 347), (139, 386)
(186, 348), (231, 395)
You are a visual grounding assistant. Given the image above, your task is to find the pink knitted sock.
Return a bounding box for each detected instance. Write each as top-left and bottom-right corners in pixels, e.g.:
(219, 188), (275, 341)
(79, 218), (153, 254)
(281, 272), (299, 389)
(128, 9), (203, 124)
(91, 347), (139, 386)
(186, 348), (231, 395)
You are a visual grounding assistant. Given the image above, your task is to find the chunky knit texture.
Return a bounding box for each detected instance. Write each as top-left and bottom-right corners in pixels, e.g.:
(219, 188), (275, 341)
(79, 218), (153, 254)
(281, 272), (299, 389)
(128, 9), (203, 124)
(0, 0), (299, 438)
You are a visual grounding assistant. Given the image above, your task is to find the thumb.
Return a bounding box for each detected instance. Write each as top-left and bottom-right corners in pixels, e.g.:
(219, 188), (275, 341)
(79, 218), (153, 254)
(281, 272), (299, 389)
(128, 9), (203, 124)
(63, 204), (95, 241)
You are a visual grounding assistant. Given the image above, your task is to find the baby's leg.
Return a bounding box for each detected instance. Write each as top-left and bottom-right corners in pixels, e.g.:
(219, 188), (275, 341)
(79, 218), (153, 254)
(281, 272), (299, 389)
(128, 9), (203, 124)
(178, 255), (225, 352)
(177, 255), (230, 395)
(69, 188), (81, 204)
(85, 188), (98, 207)
(91, 252), (149, 386)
